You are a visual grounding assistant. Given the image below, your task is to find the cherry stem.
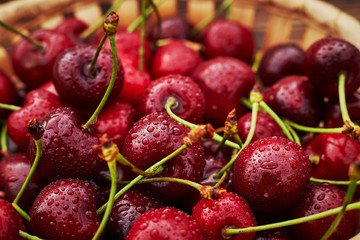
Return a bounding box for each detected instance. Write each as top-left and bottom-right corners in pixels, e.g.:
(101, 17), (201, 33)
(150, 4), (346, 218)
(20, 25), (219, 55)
(0, 103), (21, 111)
(222, 201), (360, 237)
(81, 0), (125, 39)
(19, 230), (43, 240)
(88, 33), (107, 73)
(1, 122), (8, 156)
(165, 98), (240, 149)
(127, 0), (166, 33)
(214, 168), (230, 188)
(310, 177), (360, 185)
(233, 134), (243, 148)
(251, 51), (262, 73)
(97, 144), (188, 215)
(214, 134), (229, 155)
(92, 160), (117, 240)
(139, 0), (147, 72)
(285, 121), (301, 145)
(0, 21), (43, 50)
(12, 202), (30, 222)
(116, 152), (163, 177)
(285, 120), (343, 134)
(338, 73), (351, 123)
(148, 0), (162, 42)
(189, 0), (233, 37)
(83, 34), (117, 130)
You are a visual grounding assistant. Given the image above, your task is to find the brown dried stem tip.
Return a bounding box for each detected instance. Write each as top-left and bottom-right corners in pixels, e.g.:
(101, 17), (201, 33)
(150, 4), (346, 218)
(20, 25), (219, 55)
(92, 134), (119, 162)
(104, 11), (119, 35)
(199, 185), (227, 200)
(342, 120), (360, 143)
(25, 119), (44, 140)
(224, 109), (238, 135)
(183, 124), (215, 146)
(249, 84), (262, 104)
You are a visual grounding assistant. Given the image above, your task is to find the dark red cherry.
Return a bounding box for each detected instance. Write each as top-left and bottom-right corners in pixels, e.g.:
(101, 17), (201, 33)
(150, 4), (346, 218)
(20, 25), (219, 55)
(28, 107), (104, 182)
(7, 89), (62, 150)
(237, 111), (285, 143)
(304, 37), (360, 99)
(290, 183), (359, 240)
(53, 45), (124, 110)
(147, 16), (191, 41)
(122, 112), (205, 200)
(0, 153), (44, 211)
(11, 29), (73, 90)
(233, 136), (311, 213)
(202, 140), (233, 160)
(304, 133), (360, 181)
(0, 70), (18, 119)
(39, 81), (59, 96)
(255, 228), (293, 240)
(107, 189), (165, 239)
(138, 74), (205, 123)
(192, 192), (257, 240)
(93, 101), (136, 149)
(0, 198), (26, 240)
(29, 179), (101, 240)
(127, 207), (204, 240)
(151, 40), (203, 78)
(263, 75), (323, 127)
(202, 19), (255, 64)
(258, 43), (304, 86)
(191, 57), (255, 126)
(55, 17), (97, 45)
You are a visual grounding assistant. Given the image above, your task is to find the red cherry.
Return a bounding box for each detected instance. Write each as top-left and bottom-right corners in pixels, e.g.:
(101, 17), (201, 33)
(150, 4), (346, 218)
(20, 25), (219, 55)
(55, 17), (97, 45)
(0, 70), (18, 119)
(0, 198), (26, 240)
(147, 16), (191, 41)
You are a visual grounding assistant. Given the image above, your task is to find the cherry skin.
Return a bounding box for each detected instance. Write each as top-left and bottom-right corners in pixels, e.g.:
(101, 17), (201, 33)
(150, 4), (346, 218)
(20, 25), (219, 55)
(237, 111), (285, 143)
(147, 16), (191, 41)
(55, 17), (97, 45)
(192, 191), (257, 240)
(290, 183), (359, 240)
(106, 189), (165, 239)
(151, 40), (203, 78)
(303, 37), (360, 99)
(233, 136), (311, 213)
(138, 74), (205, 123)
(258, 43), (304, 86)
(7, 89), (63, 150)
(28, 107), (104, 182)
(39, 81), (59, 96)
(202, 19), (255, 64)
(0, 70), (18, 119)
(11, 29), (73, 90)
(0, 198), (26, 240)
(53, 45), (124, 110)
(0, 153), (44, 211)
(29, 179), (101, 240)
(127, 207), (204, 239)
(263, 75), (323, 127)
(122, 112), (205, 200)
(202, 139), (233, 160)
(254, 228), (293, 240)
(191, 56), (255, 126)
(304, 133), (360, 181)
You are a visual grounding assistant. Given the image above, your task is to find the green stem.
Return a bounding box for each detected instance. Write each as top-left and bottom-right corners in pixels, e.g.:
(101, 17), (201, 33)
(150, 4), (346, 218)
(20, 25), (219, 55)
(214, 134), (229, 155)
(83, 34), (117, 130)
(0, 103), (21, 111)
(92, 160), (117, 240)
(88, 34), (107, 73)
(81, 0), (125, 39)
(260, 101), (294, 141)
(116, 152), (163, 176)
(13, 138), (42, 204)
(310, 177), (360, 185)
(12, 202), (30, 222)
(1, 122), (8, 155)
(190, 0), (233, 37)
(251, 51), (262, 73)
(0, 21), (42, 50)
(338, 73), (351, 123)
(241, 98), (252, 109)
(19, 230), (43, 240)
(285, 120), (343, 134)
(139, 0), (147, 72)
(232, 134), (243, 148)
(214, 150), (241, 179)
(123, 176), (202, 190)
(242, 102), (258, 148)
(97, 144), (188, 215)
(223, 201), (360, 237)
(284, 121), (301, 146)
(127, 0), (166, 33)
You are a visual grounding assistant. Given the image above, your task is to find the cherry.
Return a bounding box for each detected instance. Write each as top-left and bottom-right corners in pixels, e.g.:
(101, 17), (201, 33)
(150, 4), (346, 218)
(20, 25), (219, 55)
(138, 74), (205, 123)
(0, 70), (18, 119)
(262, 75), (323, 127)
(106, 189), (165, 239)
(53, 45), (124, 110)
(0, 198), (25, 240)
(254, 228), (293, 240)
(191, 56), (255, 126)
(303, 37), (360, 99)
(201, 19), (255, 64)
(202, 140), (233, 160)
(290, 183), (359, 240)
(192, 191), (257, 240)
(304, 133), (360, 180)
(233, 136), (311, 213)
(237, 111), (286, 143)
(93, 101), (136, 149)
(258, 43), (304, 86)
(122, 112), (205, 200)
(127, 206), (204, 239)
(7, 89), (62, 150)
(147, 16), (191, 41)
(11, 29), (73, 90)
(28, 107), (104, 182)
(151, 40), (203, 78)
(29, 178), (101, 240)
(39, 81), (59, 96)
(0, 153), (44, 211)
(55, 17), (97, 45)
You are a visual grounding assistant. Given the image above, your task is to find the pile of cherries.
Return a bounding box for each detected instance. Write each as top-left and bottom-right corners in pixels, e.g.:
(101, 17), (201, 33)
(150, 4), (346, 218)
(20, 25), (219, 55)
(0, 4), (360, 240)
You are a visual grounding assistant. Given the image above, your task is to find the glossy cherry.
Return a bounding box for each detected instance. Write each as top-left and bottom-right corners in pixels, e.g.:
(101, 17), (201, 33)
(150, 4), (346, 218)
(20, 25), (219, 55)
(147, 16), (191, 41)
(55, 17), (97, 45)
(0, 198), (25, 240)
(0, 70), (18, 119)
(138, 74), (205, 123)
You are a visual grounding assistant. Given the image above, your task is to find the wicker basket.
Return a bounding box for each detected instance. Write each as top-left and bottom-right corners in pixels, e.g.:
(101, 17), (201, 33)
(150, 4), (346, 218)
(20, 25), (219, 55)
(0, 0), (360, 239)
